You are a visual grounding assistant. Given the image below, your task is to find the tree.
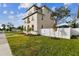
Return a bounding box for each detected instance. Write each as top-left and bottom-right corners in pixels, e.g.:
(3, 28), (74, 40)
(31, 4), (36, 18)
(7, 22), (14, 31)
(17, 25), (23, 31)
(51, 6), (71, 30)
(51, 6), (71, 37)
(1, 24), (6, 30)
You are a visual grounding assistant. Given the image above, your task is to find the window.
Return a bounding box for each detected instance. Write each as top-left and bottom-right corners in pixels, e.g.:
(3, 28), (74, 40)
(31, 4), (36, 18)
(27, 25), (29, 31)
(32, 25), (34, 31)
(41, 25), (43, 28)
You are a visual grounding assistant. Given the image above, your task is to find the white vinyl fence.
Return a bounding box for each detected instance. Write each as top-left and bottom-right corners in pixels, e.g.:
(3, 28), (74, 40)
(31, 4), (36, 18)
(24, 28), (79, 39)
(40, 28), (71, 39)
(40, 28), (79, 39)
(71, 28), (79, 35)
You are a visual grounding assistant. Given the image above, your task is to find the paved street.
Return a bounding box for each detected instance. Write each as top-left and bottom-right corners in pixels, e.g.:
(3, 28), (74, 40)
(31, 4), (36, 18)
(0, 31), (12, 56)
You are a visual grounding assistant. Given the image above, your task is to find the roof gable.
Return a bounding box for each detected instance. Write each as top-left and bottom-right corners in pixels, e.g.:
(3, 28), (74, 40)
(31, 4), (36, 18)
(26, 4), (41, 12)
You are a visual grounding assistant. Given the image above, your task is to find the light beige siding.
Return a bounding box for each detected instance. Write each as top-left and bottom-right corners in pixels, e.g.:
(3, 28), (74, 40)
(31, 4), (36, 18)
(23, 5), (54, 34)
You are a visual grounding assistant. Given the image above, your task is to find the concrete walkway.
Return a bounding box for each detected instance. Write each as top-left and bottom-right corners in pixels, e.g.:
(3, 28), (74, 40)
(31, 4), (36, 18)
(0, 31), (12, 56)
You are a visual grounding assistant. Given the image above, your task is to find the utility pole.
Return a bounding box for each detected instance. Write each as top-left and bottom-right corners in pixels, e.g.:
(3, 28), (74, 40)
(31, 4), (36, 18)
(77, 4), (79, 18)
(76, 4), (79, 27)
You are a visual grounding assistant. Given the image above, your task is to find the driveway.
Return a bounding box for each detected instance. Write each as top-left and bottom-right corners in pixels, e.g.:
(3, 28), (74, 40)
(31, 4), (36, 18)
(0, 31), (12, 56)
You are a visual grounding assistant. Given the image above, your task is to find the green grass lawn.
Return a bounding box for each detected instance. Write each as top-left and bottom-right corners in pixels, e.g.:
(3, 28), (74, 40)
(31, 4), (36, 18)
(5, 31), (79, 56)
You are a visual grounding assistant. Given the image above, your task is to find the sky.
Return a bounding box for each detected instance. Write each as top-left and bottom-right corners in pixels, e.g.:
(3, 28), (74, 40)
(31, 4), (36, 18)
(0, 3), (78, 27)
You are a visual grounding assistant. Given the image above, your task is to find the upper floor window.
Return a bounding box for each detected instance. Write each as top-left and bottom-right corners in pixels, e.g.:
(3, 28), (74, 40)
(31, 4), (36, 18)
(41, 25), (43, 29)
(27, 25), (30, 31)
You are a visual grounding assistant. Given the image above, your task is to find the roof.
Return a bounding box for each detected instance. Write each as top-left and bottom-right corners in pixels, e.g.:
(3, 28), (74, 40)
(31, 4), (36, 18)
(57, 16), (75, 27)
(23, 11), (43, 20)
(23, 5), (53, 20)
(56, 23), (69, 27)
(57, 16), (75, 24)
(26, 4), (52, 13)
(26, 4), (41, 12)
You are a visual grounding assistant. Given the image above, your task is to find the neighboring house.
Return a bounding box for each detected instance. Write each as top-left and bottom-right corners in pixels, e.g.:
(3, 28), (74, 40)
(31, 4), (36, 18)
(23, 5), (54, 34)
(57, 16), (76, 28)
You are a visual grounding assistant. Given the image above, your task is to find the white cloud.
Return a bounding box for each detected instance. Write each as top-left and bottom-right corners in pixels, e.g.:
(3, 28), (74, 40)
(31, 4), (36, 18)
(7, 13), (25, 27)
(52, 7), (56, 12)
(8, 15), (15, 20)
(10, 11), (14, 14)
(8, 13), (24, 27)
(16, 13), (25, 19)
(18, 3), (34, 10)
(3, 11), (7, 14)
(3, 4), (7, 7)
(8, 13), (25, 20)
(18, 3), (42, 10)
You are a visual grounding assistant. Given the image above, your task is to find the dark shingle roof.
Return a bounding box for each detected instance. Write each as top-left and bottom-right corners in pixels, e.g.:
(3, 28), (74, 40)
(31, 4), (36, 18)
(23, 4), (53, 20)
(23, 11), (43, 20)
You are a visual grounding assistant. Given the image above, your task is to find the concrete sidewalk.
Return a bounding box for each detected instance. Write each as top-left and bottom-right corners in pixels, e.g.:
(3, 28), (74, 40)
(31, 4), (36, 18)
(0, 31), (12, 56)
